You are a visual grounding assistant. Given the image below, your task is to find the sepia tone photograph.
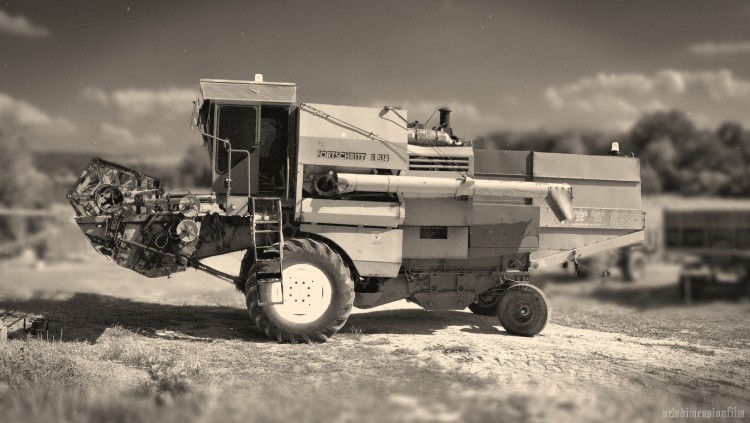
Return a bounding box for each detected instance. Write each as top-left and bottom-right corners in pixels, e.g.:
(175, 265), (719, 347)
(1, 1), (749, 422)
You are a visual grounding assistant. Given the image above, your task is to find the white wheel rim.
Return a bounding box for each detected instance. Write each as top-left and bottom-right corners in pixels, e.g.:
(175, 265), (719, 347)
(271, 263), (332, 324)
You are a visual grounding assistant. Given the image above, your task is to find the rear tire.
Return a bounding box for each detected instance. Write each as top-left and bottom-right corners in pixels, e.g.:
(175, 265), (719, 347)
(622, 251), (646, 282)
(468, 292), (500, 316)
(245, 238), (354, 343)
(497, 284), (549, 337)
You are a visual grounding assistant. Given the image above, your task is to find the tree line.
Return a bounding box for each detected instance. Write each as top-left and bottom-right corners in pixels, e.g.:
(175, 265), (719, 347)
(474, 110), (750, 196)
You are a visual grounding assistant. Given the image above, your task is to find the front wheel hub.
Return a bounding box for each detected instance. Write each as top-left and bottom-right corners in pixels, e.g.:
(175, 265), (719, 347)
(272, 263), (333, 324)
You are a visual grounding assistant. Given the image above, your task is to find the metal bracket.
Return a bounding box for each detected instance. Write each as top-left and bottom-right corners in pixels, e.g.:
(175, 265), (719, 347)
(530, 230), (645, 271)
(192, 262), (240, 285)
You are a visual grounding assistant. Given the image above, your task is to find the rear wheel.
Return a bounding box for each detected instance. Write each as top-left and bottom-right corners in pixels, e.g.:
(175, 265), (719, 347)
(245, 238), (354, 343)
(468, 292), (500, 316)
(497, 284), (549, 336)
(622, 251), (646, 282)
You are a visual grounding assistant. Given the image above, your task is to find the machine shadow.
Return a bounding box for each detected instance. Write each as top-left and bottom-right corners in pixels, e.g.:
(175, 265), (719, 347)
(1, 293), (508, 343)
(345, 308), (505, 336)
(0, 292), (268, 344)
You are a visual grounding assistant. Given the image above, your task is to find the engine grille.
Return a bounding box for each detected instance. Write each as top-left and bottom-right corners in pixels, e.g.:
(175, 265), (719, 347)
(408, 155), (470, 172)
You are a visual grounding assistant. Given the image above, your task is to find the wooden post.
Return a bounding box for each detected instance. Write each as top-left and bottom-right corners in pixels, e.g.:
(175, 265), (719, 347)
(684, 277), (692, 305)
(0, 325), (7, 342)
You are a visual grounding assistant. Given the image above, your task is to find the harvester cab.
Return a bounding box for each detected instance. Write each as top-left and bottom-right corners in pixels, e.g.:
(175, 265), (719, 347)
(193, 74), (296, 215)
(69, 75), (645, 343)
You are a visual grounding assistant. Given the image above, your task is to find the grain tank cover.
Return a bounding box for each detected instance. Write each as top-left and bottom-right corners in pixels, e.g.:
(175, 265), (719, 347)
(199, 78), (296, 105)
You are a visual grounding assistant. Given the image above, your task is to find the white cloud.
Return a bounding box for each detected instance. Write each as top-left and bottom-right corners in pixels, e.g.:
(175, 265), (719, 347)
(0, 92), (74, 134)
(81, 87), (110, 107)
(83, 87), (196, 121)
(98, 122), (163, 146)
(689, 41), (750, 56)
(0, 9), (50, 38)
(544, 69), (750, 130)
(682, 69), (750, 101)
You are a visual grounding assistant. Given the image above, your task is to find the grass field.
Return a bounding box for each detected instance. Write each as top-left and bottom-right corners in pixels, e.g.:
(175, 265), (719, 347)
(1, 258), (748, 422)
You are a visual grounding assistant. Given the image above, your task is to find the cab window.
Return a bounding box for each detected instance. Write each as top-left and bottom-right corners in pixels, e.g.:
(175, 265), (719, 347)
(215, 105), (258, 174)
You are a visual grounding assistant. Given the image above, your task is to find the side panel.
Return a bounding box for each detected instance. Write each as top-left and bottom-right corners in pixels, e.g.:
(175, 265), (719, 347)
(297, 103), (408, 171)
(473, 149), (532, 181)
(402, 226), (469, 259)
(300, 224), (402, 277)
(402, 198), (472, 226)
(539, 207), (644, 230)
(533, 152), (641, 183)
(300, 198), (404, 227)
(470, 204), (539, 249)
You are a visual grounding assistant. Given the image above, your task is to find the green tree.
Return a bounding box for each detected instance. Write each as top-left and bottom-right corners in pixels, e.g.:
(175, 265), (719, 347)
(0, 132), (52, 208)
(628, 110), (696, 155)
(0, 131), (53, 243)
(177, 144), (212, 188)
(552, 133), (588, 155)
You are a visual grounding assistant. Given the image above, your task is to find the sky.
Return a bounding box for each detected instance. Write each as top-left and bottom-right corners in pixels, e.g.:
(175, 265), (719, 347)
(1, 0), (750, 161)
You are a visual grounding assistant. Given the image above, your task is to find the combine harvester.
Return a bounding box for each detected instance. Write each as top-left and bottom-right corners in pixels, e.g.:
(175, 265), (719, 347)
(68, 76), (644, 342)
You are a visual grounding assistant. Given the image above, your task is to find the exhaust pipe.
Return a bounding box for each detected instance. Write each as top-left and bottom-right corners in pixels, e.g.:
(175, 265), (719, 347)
(438, 107), (452, 133)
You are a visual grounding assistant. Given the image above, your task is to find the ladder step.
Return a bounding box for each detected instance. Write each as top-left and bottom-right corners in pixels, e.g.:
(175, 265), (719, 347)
(255, 245), (279, 250)
(252, 197), (284, 304)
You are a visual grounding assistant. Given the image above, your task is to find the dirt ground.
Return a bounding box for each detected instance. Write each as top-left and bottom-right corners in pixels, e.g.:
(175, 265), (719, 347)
(0, 256), (748, 422)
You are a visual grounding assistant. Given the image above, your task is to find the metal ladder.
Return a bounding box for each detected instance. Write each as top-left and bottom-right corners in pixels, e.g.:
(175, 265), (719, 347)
(251, 197), (285, 306)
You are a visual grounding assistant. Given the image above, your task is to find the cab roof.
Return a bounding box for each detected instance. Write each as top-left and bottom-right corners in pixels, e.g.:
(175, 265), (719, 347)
(199, 78), (297, 105)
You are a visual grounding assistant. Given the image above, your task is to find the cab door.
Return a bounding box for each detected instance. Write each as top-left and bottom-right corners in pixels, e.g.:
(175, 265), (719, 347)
(212, 103), (259, 212)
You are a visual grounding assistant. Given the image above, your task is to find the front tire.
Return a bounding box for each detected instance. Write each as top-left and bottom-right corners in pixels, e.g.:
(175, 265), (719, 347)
(497, 284), (549, 337)
(245, 238), (354, 343)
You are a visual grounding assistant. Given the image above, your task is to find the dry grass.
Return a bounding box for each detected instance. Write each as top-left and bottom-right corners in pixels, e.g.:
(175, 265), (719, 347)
(0, 260), (748, 422)
(0, 326), (501, 423)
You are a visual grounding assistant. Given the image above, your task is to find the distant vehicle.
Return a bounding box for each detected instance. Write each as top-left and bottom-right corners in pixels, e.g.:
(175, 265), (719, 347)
(664, 204), (750, 300)
(573, 229), (658, 282)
